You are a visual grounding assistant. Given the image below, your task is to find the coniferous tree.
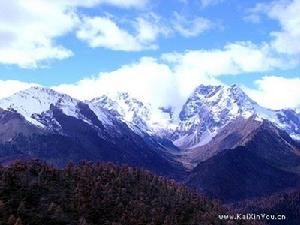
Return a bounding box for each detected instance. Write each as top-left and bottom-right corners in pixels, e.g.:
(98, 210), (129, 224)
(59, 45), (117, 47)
(0, 161), (256, 225)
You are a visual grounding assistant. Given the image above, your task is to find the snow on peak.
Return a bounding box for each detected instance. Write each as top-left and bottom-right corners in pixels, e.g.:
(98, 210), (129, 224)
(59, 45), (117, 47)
(0, 86), (80, 127)
(90, 92), (152, 133)
(89, 85), (300, 146)
(193, 84), (222, 97)
(175, 84), (300, 148)
(0, 84), (299, 148)
(90, 92), (178, 135)
(180, 84), (256, 121)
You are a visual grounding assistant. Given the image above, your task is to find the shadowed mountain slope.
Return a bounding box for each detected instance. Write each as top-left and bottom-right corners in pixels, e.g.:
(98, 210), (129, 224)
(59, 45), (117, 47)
(186, 146), (300, 203)
(0, 102), (186, 180)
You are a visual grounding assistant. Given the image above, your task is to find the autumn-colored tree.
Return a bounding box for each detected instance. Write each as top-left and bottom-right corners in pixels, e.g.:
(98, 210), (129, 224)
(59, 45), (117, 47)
(14, 217), (23, 225)
(0, 160), (255, 225)
(7, 214), (16, 225)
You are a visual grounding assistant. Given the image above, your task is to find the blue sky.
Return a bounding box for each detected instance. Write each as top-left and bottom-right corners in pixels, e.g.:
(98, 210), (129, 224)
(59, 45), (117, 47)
(0, 0), (300, 110)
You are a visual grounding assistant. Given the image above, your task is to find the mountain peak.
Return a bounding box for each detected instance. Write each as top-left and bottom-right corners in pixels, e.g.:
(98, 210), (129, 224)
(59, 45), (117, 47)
(180, 84), (255, 119)
(228, 83), (245, 95)
(193, 84), (222, 97)
(90, 92), (152, 133)
(228, 84), (256, 105)
(1, 83), (299, 152)
(229, 83), (240, 90)
(0, 86), (80, 127)
(17, 86), (76, 101)
(116, 91), (130, 100)
(176, 84), (264, 148)
(189, 84), (255, 107)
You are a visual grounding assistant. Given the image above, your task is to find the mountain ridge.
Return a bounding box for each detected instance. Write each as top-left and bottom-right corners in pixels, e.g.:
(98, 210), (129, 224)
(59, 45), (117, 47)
(0, 84), (299, 172)
(0, 93), (186, 180)
(185, 118), (300, 202)
(1, 84), (300, 204)
(85, 84), (300, 150)
(0, 85), (300, 160)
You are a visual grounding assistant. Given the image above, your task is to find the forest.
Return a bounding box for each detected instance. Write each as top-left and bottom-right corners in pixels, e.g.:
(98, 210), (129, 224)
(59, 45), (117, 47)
(0, 160), (257, 225)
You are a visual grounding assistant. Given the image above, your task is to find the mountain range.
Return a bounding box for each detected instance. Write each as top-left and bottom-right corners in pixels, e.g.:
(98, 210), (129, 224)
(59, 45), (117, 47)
(0, 84), (300, 203)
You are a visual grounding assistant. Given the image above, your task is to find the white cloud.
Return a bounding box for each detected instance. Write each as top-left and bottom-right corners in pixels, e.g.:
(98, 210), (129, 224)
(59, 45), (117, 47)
(67, 0), (149, 8)
(77, 11), (215, 50)
(54, 57), (180, 107)
(0, 0), (77, 68)
(172, 12), (212, 37)
(1, 0), (298, 113)
(76, 14), (169, 51)
(243, 13), (261, 24)
(246, 0), (300, 55)
(0, 0), (149, 68)
(134, 14), (171, 44)
(0, 0), (216, 65)
(244, 76), (300, 110)
(0, 80), (38, 99)
(268, 0), (300, 55)
(54, 41), (290, 111)
(200, 0), (224, 8)
(77, 16), (145, 51)
(0, 40), (295, 112)
(163, 42), (288, 74)
(161, 41), (290, 97)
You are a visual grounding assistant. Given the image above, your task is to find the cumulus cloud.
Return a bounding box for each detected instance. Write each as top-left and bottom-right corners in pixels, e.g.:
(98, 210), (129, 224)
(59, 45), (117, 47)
(76, 14), (169, 51)
(161, 41), (291, 98)
(268, 0), (300, 55)
(76, 16), (144, 51)
(1, 41), (296, 112)
(246, 0), (300, 55)
(72, 0), (149, 8)
(0, 80), (38, 99)
(134, 14), (171, 44)
(76, 12), (214, 51)
(1, 0), (299, 113)
(244, 76), (300, 111)
(0, 0), (77, 68)
(199, 0), (225, 8)
(163, 42), (287, 74)
(54, 41), (290, 111)
(0, 0), (149, 68)
(0, 0), (216, 66)
(172, 12), (213, 37)
(54, 57), (180, 107)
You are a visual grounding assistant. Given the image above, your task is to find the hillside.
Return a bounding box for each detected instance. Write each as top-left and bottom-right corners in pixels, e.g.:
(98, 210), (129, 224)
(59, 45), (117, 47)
(185, 118), (300, 202)
(182, 117), (261, 164)
(186, 146), (300, 203)
(183, 117), (300, 168)
(0, 161), (256, 225)
(234, 188), (300, 225)
(0, 104), (186, 181)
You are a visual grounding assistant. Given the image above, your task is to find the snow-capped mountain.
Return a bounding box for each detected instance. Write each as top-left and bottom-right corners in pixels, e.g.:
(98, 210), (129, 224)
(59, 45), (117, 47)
(173, 84), (300, 148)
(0, 86), (121, 132)
(0, 87), (176, 151)
(89, 93), (151, 134)
(0, 87), (85, 129)
(172, 84), (256, 148)
(88, 84), (300, 150)
(89, 92), (177, 136)
(0, 87), (185, 178)
(2, 85), (299, 202)
(0, 84), (299, 158)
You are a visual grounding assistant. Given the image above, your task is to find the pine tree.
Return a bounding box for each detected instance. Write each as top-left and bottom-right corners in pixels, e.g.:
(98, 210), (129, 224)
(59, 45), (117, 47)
(7, 215), (16, 225)
(78, 217), (88, 225)
(14, 217), (23, 225)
